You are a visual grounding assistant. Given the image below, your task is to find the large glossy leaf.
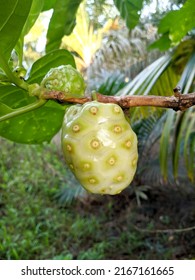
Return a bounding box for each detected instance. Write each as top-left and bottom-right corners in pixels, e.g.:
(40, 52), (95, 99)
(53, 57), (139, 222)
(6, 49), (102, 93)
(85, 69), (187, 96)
(0, 84), (66, 144)
(113, 0), (144, 29)
(151, 0), (195, 50)
(15, 0), (44, 63)
(0, 102), (13, 116)
(27, 49), (76, 84)
(46, 0), (83, 53)
(0, 49), (75, 144)
(0, 0), (32, 60)
(42, 0), (57, 11)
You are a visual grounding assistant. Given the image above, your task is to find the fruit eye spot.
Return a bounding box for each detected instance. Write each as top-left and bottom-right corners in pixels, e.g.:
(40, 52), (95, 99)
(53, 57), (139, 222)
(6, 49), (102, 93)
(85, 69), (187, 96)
(125, 140), (132, 148)
(108, 157), (116, 166)
(83, 163), (90, 170)
(90, 139), (100, 149)
(89, 106), (98, 115)
(66, 144), (72, 151)
(113, 106), (121, 113)
(72, 124), (80, 132)
(113, 125), (122, 133)
(88, 178), (97, 184)
(116, 175), (123, 182)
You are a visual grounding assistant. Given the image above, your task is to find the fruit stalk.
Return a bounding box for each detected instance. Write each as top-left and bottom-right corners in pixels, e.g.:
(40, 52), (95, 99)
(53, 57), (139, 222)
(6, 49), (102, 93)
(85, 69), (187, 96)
(41, 91), (195, 111)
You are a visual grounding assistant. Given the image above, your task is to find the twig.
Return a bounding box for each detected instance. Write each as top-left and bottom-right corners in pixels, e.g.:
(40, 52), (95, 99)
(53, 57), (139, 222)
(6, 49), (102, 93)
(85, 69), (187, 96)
(41, 90), (195, 111)
(133, 224), (195, 234)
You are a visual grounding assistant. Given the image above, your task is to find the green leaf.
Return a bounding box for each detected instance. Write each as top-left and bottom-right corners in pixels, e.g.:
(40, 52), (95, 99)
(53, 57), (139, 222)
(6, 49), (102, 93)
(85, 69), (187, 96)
(183, 109), (195, 181)
(27, 49), (76, 84)
(117, 54), (172, 97)
(0, 0), (32, 60)
(46, 0), (83, 53)
(149, 33), (172, 51)
(160, 110), (176, 181)
(15, 0), (44, 64)
(0, 102), (13, 116)
(113, 0), (144, 29)
(42, 0), (57, 11)
(22, 0), (44, 37)
(0, 102), (65, 144)
(153, 0), (195, 50)
(0, 49), (75, 144)
(172, 53), (195, 180)
(0, 84), (66, 144)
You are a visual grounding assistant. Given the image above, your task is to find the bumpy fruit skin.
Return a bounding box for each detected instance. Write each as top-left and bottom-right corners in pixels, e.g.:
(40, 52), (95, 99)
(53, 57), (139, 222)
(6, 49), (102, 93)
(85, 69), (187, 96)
(61, 101), (138, 195)
(41, 65), (86, 98)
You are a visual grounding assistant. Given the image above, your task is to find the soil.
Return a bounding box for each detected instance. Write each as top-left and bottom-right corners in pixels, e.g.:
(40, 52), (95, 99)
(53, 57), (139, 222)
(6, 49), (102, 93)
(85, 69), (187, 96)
(77, 184), (195, 259)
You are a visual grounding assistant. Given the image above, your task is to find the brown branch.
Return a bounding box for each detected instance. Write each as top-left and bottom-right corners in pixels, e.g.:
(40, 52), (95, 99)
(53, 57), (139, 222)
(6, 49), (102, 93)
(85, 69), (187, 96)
(41, 89), (195, 111)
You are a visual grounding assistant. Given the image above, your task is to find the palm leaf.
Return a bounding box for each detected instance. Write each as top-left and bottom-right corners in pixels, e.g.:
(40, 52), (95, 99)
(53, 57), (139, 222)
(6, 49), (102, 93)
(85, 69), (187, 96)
(172, 53), (195, 180)
(116, 38), (195, 181)
(183, 110), (195, 181)
(160, 110), (176, 181)
(117, 54), (172, 96)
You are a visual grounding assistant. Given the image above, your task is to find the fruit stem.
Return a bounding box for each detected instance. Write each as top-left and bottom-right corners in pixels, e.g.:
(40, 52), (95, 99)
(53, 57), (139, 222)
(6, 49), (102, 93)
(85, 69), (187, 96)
(91, 91), (98, 101)
(0, 55), (28, 91)
(0, 99), (47, 122)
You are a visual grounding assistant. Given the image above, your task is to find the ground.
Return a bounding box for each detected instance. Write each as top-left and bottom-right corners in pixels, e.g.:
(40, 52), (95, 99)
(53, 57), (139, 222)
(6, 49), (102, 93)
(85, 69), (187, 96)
(0, 138), (195, 260)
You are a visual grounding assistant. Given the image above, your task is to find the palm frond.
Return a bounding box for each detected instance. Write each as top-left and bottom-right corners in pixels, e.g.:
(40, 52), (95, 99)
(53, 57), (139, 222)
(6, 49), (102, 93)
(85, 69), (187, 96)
(88, 24), (160, 85)
(117, 54), (172, 96)
(55, 174), (87, 206)
(133, 114), (167, 185)
(183, 110), (195, 181)
(116, 38), (195, 182)
(88, 69), (127, 94)
(172, 53), (195, 181)
(160, 110), (176, 181)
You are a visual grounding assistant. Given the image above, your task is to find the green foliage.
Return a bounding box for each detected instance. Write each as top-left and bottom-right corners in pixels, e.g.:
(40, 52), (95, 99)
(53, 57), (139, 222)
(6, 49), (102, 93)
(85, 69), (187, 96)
(27, 50), (76, 84)
(95, 71), (127, 95)
(150, 0), (195, 50)
(15, 0), (44, 64)
(0, 0), (32, 60)
(116, 38), (195, 181)
(0, 0), (79, 144)
(42, 0), (57, 11)
(0, 96), (65, 144)
(0, 49), (76, 144)
(113, 0), (144, 29)
(46, 0), (83, 53)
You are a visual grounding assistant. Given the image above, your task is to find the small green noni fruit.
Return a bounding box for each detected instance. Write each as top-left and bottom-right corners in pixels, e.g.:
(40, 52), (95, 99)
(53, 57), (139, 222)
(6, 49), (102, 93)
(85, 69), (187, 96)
(41, 65), (86, 98)
(61, 101), (138, 195)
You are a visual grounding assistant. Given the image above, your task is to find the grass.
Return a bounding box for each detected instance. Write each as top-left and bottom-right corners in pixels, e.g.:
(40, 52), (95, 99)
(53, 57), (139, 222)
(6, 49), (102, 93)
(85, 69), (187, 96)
(0, 138), (195, 260)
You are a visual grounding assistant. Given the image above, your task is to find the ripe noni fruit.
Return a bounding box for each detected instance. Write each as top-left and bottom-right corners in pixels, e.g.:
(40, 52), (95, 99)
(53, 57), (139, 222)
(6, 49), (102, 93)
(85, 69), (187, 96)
(61, 101), (138, 195)
(41, 65), (86, 98)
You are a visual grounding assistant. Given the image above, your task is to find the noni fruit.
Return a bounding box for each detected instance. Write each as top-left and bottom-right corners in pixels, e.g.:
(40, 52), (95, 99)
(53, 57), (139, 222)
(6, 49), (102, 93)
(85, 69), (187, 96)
(61, 101), (138, 195)
(41, 65), (86, 98)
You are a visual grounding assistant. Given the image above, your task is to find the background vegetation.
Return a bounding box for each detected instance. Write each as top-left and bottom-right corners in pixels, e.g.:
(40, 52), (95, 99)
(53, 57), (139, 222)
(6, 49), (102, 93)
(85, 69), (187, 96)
(0, 0), (195, 259)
